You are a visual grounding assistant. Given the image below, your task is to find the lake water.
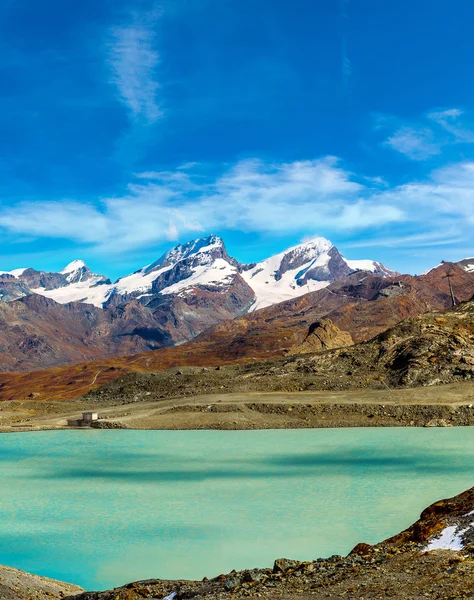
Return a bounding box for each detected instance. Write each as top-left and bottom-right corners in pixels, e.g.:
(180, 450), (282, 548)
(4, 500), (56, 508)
(0, 428), (473, 590)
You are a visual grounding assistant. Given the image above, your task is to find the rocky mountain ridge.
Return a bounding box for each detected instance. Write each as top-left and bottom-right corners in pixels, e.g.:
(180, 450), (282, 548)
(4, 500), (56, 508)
(0, 234), (401, 371)
(0, 564), (83, 600)
(0, 235), (396, 310)
(0, 234), (471, 373)
(0, 261), (473, 391)
(77, 293), (474, 410)
(241, 237), (396, 310)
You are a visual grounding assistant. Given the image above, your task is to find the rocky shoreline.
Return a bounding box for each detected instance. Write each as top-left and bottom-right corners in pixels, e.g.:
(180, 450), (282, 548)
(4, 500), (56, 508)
(17, 485), (472, 600)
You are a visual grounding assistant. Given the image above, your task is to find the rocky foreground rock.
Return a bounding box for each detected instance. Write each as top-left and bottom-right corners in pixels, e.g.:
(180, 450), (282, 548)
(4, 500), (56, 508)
(61, 487), (474, 599)
(0, 564), (83, 599)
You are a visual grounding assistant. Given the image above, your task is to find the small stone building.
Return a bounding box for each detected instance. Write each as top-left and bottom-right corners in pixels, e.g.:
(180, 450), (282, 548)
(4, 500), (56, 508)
(67, 412), (99, 427)
(82, 412), (98, 422)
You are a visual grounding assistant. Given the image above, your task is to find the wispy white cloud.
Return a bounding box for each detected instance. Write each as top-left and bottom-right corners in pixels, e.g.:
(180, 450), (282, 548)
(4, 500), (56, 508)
(344, 228), (464, 249)
(107, 9), (163, 124)
(0, 202), (109, 243)
(383, 107), (474, 160)
(385, 127), (441, 160)
(1, 156), (474, 257)
(166, 220), (179, 241)
(428, 108), (474, 142)
(0, 157), (403, 252)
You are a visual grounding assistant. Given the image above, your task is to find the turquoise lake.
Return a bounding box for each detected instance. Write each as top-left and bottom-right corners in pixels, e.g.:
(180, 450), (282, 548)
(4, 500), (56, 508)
(0, 428), (473, 591)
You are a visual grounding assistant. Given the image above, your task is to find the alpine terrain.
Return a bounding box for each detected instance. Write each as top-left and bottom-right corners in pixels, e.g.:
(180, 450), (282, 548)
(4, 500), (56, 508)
(0, 235), (398, 370)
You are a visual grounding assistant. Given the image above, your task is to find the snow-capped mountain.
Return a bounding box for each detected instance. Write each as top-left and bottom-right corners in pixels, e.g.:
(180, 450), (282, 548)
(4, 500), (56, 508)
(455, 258), (474, 273)
(0, 262), (108, 304)
(242, 236), (398, 311)
(108, 235), (241, 303)
(0, 234), (397, 311)
(0, 235), (248, 309)
(29, 260), (110, 306)
(426, 257), (474, 275)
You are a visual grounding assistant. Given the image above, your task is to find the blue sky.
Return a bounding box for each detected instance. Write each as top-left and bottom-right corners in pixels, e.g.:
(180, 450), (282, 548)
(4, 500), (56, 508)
(1, 0), (474, 279)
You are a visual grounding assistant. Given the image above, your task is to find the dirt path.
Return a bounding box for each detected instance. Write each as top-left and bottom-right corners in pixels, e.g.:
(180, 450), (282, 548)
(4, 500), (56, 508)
(2, 382), (474, 432)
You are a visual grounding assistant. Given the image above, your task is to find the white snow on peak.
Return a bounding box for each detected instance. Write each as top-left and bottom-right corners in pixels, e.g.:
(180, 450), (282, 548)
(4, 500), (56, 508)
(30, 260), (109, 306)
(0, 268), (27, 278)
(298, 236), (333, 250)
(344, 259), (379, 272)
(60, 260), (87, 275)
(147, 235), (225, 273)
(242, 237), (333, 311)
(112, 235), (233, 298)
(111, 264), (173, 296)
(35, 235), (235, 307)
(423, 263), (443, 275)
(33, 279), (112, 308)
(112, 236), (230, 296)
(160, 258), (237, 296)
(2, 234), (395, 311)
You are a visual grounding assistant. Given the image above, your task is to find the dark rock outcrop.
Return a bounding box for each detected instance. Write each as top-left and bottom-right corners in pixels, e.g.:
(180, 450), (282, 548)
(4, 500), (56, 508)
(287, 319), (353, 355)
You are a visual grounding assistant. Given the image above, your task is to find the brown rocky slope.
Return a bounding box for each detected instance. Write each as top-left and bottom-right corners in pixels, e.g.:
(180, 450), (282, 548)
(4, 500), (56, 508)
(80, 294), (474, 408)
(0, 564), (83, 600)
(0, 261), (473, 402)
(0, 278), (255, 373)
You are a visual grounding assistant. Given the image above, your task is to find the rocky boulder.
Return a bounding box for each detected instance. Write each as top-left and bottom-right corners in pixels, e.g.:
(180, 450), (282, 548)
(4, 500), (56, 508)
(288, 318), (354, 355)
(0, 564), (83, 600)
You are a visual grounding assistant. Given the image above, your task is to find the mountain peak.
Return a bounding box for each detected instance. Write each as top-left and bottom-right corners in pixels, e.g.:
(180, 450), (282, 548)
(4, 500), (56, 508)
(60, 260), (88, 275)
(297, 236), (333, 249)
(279, 237), (333, 265)
(0, 267), (28, 279)
(455, 257), (474, 273)
(146, 235), (227, 274)
(171, 234), (225, 256)
(241, 236), (397, 311)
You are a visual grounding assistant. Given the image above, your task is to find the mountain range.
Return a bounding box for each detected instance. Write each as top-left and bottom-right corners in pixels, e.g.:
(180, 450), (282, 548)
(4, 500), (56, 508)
(0, 234), (397, 309)
(0, 235), (401, 371)
(0, 233), (473, 375)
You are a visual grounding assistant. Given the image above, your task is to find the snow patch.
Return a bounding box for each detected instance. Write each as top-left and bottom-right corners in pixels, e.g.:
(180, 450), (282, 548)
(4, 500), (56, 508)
(344, 259), (378, 272)
(160, 258), (237, 296)
(112, 265), (173, 296)
(1, 234), (396, 312)
(423, 263), (443, 275)
(0, 268), (27, 278)
(32, 277), (112, 308)
(426, 525), (469, 551)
